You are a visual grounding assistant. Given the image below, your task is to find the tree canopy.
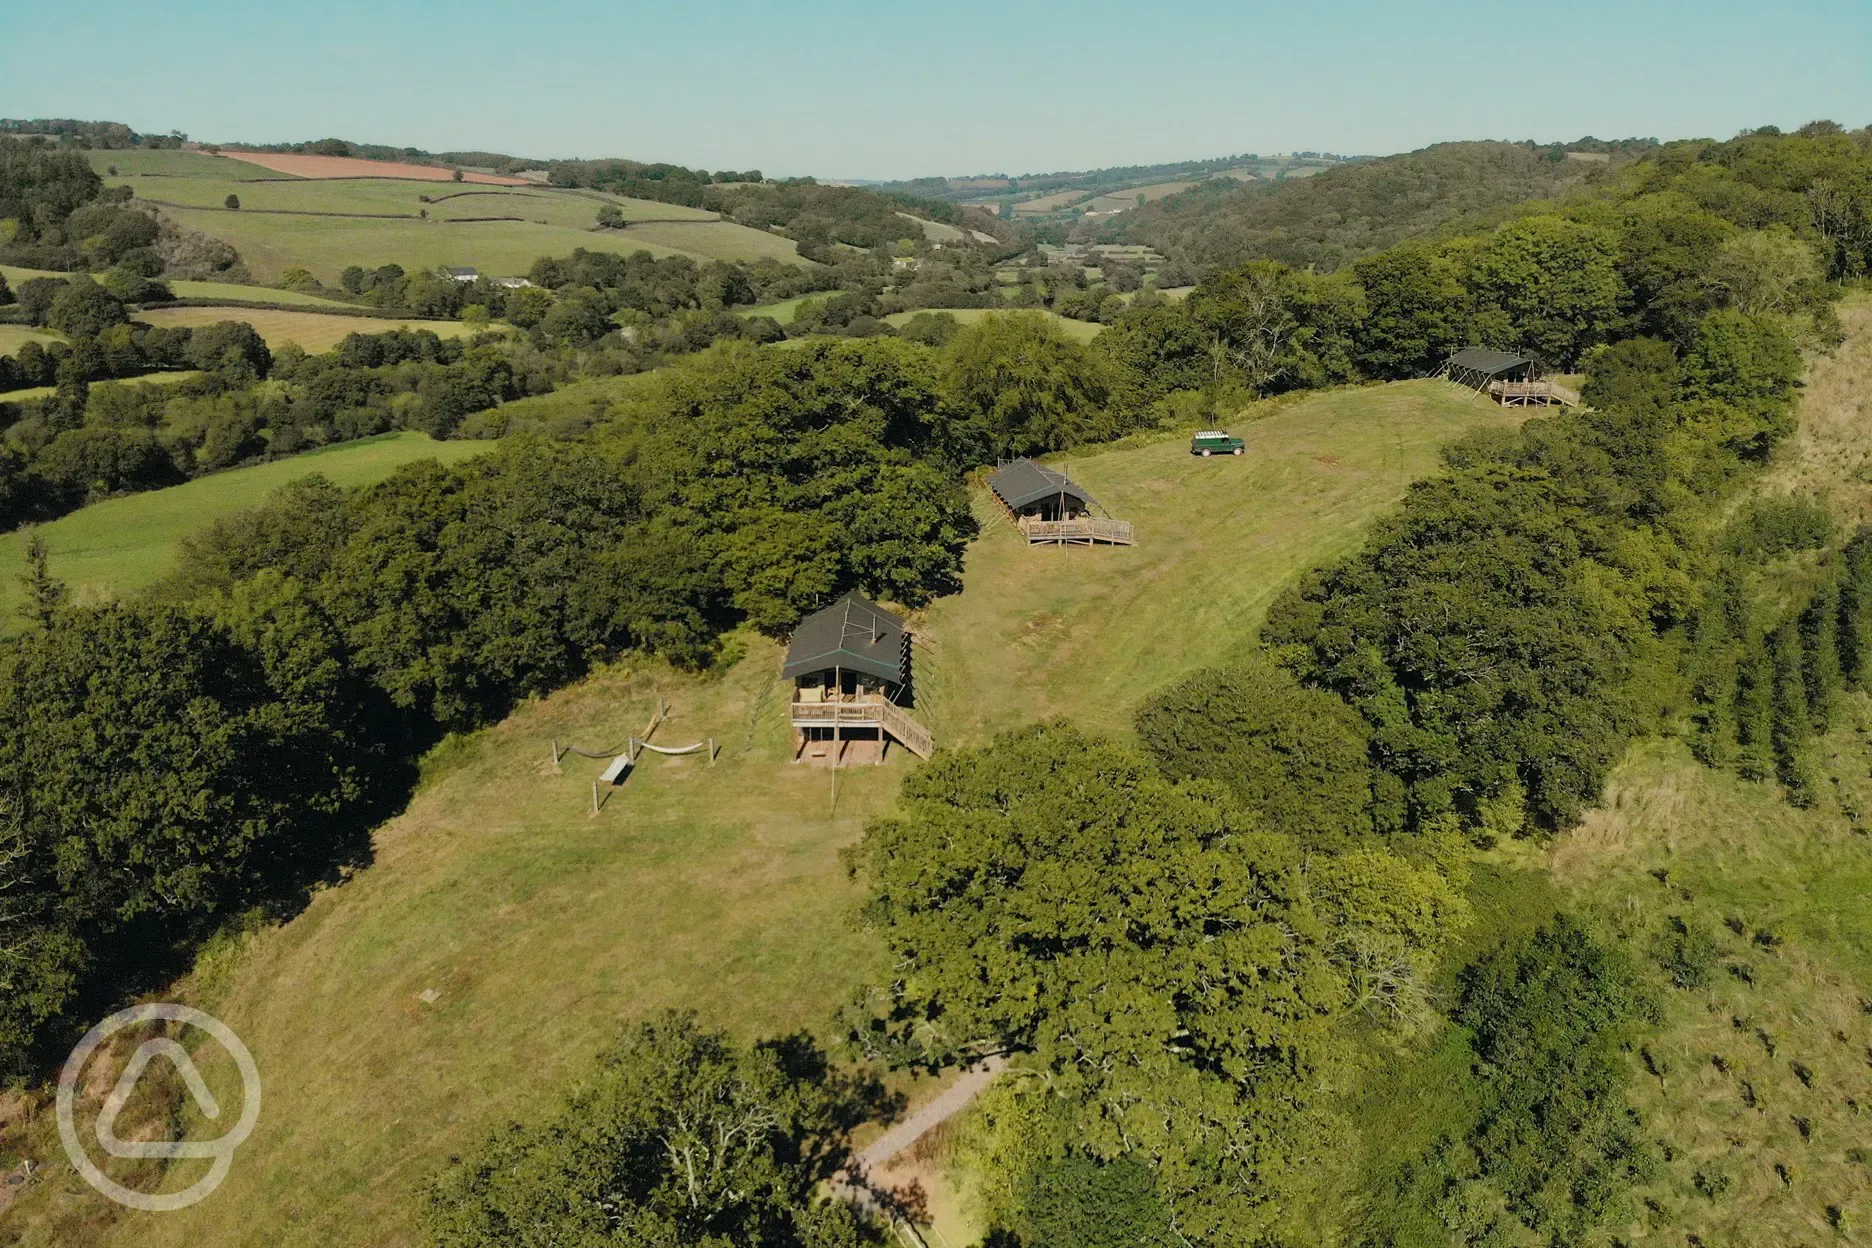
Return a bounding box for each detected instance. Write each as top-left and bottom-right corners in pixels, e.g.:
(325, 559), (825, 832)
(426, 1012), (878, 1248)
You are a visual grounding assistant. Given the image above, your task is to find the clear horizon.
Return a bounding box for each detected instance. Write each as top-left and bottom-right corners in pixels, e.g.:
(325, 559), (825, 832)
(3, 0), (1869, 180)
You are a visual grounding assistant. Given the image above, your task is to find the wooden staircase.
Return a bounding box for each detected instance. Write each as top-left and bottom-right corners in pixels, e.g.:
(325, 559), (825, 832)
(880, 702), (934, 759)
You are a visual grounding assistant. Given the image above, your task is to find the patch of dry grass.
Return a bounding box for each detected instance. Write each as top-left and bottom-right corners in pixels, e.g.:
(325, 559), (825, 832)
(132, 306), (476, 353)
(1551, 728), (1872, 1245)
(1765, 293), (1872, 523)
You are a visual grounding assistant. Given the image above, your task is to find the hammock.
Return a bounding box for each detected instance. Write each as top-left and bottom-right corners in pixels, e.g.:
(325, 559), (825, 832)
(600, 736), (718, 784)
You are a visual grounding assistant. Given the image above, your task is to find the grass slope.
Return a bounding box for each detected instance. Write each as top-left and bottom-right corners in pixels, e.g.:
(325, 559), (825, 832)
(616, 219), (804, 265)
(1339, 296), (1872, 1248)
(1766, 296), (1872, 526)
(85, 150), (301, 180)
(162, 281), (363, 308)
(737, 292), (829, 324)
(0, 433), (487, 628)
(155, 206), (700, 286)
(919, 383), (1506, 741)
(87, 157), (798, 282)
(0, 379), (1516, 1248)
(1, 264), (362, 309)
(0, 325), (62, 357)
(133, 306), (476, 352)
(1549, 731), (1872, 1245)
(1, 369), (200, 403)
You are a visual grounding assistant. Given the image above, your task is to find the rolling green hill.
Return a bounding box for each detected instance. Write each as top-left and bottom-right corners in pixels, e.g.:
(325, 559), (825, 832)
(1105, 139), (1647, 273)
(0, 432), (489, 630)
(0, 378), (1520, 1248)
(86, 149), (299, 180)
(92, 155), (806, 282)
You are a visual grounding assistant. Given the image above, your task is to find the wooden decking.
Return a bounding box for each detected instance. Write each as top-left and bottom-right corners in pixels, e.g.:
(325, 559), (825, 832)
(1488, 379), (1580, 407)
(1016, 515), (1136, 546)
(790, 695), (934, 759)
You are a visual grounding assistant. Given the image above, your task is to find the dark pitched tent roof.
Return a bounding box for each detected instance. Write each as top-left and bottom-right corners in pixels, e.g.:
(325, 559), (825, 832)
(1447, 346), (1533, 377)
(988, 459), (1098, 512)
(782, 592), (906, 684)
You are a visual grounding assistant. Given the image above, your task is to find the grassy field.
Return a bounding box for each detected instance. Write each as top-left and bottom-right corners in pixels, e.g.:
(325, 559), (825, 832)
(134, 306), (476, 352)
(737, 292), (831, 324)
(5, 262), (368, 309)
(1, 369), (201, 403)
(1081, 179), (1203, 212)
(163, 280), (365, 308)
(882, 306), (1103, 342)
(85, 150), (299, 180)
(0, 433), (487, 628)
(154, 205), (701, 285)
(84, 156), (796, 282)
(1542, 734), (1872, 1246)
(0, 378), (1519, 1247)
(0, 324), (62, 356)
(0, 262), (68, 284)
(915, 382), (1508, 740)
(895, 212), (966, 243)
(111, 174), (704, 229)
(616, 219), (804, 264)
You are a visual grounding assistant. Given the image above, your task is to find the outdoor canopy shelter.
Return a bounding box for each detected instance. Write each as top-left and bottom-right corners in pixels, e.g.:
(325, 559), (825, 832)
(986, 458), (1135, 546)
(783, 592), (932, 763)
(988, 458), (1100, 521)
(781, 591), (907, 687)
(1438, 346), (1579, 407)
(1442, 346), (1538, 391)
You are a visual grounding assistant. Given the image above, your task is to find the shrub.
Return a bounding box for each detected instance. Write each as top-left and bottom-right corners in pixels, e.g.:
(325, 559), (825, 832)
(1654, 914), (1720, 989)
(1135, 655), (1374, 849)
(1012, 1155), (1175, 1248)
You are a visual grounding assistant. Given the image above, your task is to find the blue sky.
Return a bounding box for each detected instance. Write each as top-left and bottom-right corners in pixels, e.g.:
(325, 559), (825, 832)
(3, 0), (1868, 178)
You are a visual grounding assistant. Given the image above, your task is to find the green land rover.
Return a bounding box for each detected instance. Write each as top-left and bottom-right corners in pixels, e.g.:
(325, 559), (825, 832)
(1191, 430), (1245, 457)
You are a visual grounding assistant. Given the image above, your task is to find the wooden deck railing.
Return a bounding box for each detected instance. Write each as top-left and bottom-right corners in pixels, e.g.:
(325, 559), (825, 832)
(1488, 379), (1580, 407)
(790, 697), (933, 758)
(1016, 516), (1136, 545)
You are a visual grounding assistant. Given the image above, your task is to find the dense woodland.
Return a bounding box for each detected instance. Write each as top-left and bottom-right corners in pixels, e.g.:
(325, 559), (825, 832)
(4, 120), (1872, 1247)
(1099, 138), (1655, 272)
